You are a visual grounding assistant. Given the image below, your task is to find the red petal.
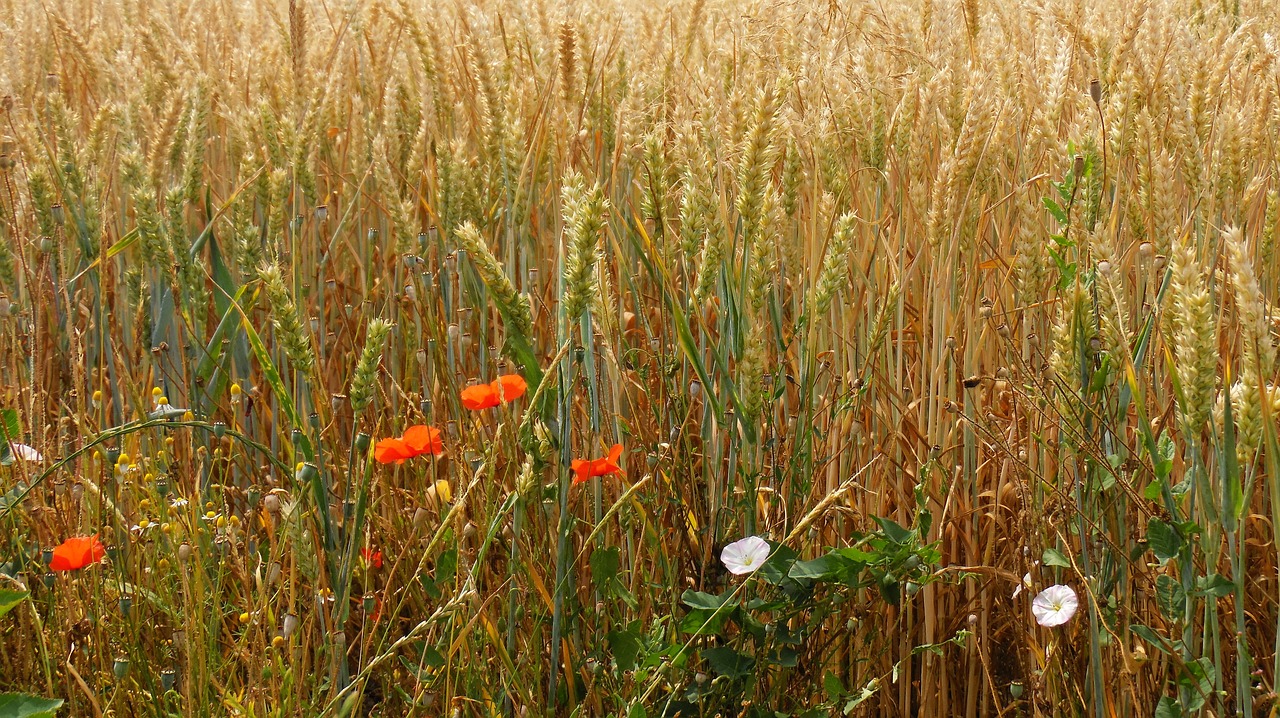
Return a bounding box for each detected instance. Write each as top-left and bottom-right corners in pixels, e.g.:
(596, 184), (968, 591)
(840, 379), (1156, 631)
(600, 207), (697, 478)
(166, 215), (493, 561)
(403, 425), (443, 456)
(461, 385), (498, 410)
(51, 536), (104, 571)
(374, 438), (413, 464)
(491, 374), (528, 403)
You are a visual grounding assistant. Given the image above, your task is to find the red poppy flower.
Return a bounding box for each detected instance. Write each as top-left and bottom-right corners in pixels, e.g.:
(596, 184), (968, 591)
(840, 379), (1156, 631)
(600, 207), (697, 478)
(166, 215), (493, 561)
(374, 437), (415, 464)
(461, 374), (528, 410)
(402, 425), (444, 456)
(571, 444), (624, 485)
(360, 547), (383, 569)
(50, 535), (106, 571)
(375, 425), (445, 464)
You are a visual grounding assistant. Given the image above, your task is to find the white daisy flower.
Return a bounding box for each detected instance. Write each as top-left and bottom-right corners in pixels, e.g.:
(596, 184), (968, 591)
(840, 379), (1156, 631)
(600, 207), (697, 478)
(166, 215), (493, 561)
(720, 536), (772, 575)
(10, 443), (42, 461)
(1031, 584), (1079, 627)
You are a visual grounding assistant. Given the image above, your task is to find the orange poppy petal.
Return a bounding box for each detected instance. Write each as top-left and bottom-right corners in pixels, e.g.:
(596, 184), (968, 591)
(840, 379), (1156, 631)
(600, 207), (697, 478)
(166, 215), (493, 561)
(608, 443), (623, 464)
(461, 385), (498, 410)
(403, 425), (443, 455)
(492, 374), (528, 403)
(374, 437), (413, 464)
(88, 536), (106, 564)
(49, 548), (75, 571)
(50, 536), (105, 571)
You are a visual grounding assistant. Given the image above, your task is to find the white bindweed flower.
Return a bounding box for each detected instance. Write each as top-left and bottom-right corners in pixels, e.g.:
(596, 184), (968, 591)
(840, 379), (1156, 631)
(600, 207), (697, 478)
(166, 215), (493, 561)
(720, 536), (771, 575)
(1031, 584), (1079, 627)
(10, 443), (42, 461)
(1012, 572), (1032, 599)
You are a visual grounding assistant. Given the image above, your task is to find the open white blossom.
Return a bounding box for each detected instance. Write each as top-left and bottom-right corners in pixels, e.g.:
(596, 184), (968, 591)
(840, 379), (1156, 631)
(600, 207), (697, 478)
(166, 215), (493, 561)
(720, 536), (771, 575)
(1031, 584), (1079, 627)
(10, 443), (42, 461)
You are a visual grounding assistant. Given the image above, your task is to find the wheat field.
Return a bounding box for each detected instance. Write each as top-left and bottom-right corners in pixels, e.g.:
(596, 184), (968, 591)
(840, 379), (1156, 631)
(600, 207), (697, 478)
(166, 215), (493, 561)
(0, 0), (1277, 715)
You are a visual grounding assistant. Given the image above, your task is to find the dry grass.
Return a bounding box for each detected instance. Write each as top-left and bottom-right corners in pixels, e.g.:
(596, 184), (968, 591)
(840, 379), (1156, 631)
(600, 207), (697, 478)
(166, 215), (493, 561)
(0, 0), (1278, 715)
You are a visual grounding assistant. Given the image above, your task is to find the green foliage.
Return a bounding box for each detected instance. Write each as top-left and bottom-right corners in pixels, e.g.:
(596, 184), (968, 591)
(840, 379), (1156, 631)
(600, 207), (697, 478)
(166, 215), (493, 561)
(0, 589), (28, 619)
(0, 694), (63, 718)
(661, 508), (941, 711)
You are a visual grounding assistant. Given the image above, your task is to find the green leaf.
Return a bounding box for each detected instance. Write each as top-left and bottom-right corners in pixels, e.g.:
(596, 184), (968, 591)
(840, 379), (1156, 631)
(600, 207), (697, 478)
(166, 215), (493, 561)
(591, 546), (638, 609)
(237, 297), (312, 460)
(1041, 548), (1072, 568)
(1155, 575), (1185, 620)
(194, 284), (253, 412)
(701, 646), (754, 679)
(0, 408), (19, 442)
(681, 590), (729, 611)
(435, 549), (458, 584)
(1146, 518), (1182, 564)
(872, 516), (913, 545)
(590, 546), (620, 585)
(789, 556), (837, 581)
(66, 226), (139, 283)
(1154, 696), (1182, 718)
(1154, 434), (1175, 480)
(1194, 573), (1235, 598)
(824, 671), (845, 701)
(680, 608), (727, 635)
(1220, 379), (1244, 528)
(418, 572), (440, 600)
(0, 693), (64, 718)
(756, 544), (798, 586)
(1129, 624), (1172, 655)
(1180, 657), (1215, 712)
(1142, 479), (1164, 502)
(770, 647), (798, 668)
(0, 589), (28, 619)
(1042, 197), (1068, 225)
(606, 625), (643, 672)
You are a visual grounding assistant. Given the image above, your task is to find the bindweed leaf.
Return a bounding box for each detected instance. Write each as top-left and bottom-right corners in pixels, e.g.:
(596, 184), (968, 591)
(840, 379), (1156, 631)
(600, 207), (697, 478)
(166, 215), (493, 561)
(1146, 518), (1182, 564)
(1042, 548), (1072, 568)
(0, 589), (28, 619)
(0, 694), (63, 718)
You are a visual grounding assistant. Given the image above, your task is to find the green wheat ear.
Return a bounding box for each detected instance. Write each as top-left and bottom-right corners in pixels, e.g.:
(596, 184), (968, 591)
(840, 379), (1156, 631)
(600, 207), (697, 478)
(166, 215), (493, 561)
(349, 318), (392, 415)
(258, 262), (316, 375)
(454, 221), (532, 338)
(560, 173), (609, 325)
